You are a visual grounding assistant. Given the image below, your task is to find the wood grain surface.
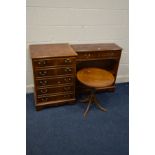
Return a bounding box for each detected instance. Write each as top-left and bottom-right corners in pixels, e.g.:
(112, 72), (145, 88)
(77, 67), (114, 88)
(71, 43), (122, 52)
(30, 43), (77, 58)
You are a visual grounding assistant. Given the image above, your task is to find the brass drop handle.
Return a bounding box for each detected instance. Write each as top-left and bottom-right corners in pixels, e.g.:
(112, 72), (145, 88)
(64, 58), (71, 63)
(39, 80), (47, 85)
(68, 78), (71, 81)
(40, 89), (48, 93)
(64, 77), (71, 82)
(38, 60), (46, 65)
(64, 68), (72, 72)
(39, 71), (47, 76)
(41, 98), (48, 101)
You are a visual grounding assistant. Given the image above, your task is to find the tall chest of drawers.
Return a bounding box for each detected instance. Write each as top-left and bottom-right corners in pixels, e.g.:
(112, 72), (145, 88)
(30, 43), (77, 111)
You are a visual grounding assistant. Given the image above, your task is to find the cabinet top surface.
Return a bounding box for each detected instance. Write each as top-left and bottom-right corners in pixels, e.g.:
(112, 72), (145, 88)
(30, 43), (77, 59)
(71, 43), (122, 52)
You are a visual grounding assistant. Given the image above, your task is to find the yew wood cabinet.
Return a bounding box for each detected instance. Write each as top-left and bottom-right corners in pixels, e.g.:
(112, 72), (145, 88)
(30, 43), (122, 111)
(30, 43), (77, 111)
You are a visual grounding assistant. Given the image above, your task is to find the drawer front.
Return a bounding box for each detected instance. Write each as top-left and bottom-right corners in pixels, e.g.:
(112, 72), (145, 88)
(34, 67), (75, 78)
(36, 77), (74, 87)
(77, 51), (120, 60)
(33, 57), (76, 68)
(36, 85), (74, 95)
(37, 93), (74, 103)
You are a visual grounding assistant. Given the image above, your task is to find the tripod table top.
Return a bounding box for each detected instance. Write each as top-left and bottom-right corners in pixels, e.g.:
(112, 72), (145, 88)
(77, 67), (114, 88)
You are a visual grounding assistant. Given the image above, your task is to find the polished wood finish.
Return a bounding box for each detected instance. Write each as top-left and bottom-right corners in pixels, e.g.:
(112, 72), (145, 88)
(34, 66), (75, 78)
(36, 85), (74, 95)
(77, 68), (114, 117)
(30, 43), (77, 58)
(77, 68), (114, 88)
(33, 57), (76, 68)
(30, 43), (122, 111)
(71, 43), (122, 52)
(35, 76), (74, 87)
(30, 43), (77, 110)
(71, 43), (122, 93)
(37, 93), (74, 103)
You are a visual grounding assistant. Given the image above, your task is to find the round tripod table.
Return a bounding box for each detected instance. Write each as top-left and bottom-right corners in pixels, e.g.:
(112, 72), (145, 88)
(77, 67), (114, 117)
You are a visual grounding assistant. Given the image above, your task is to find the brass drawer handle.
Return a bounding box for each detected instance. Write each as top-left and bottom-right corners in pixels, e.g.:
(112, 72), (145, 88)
(64, 77), (71, 82)
(64, 87), (71, 91)
(41, 97), (48, 102)
(40, 89), (48, 93)
(64, 68), (72, 72)
(64, 58), (71, 63)
(38, 60), (46, 65)
(39, 71), (47, 76)
(39, 80), (48, 85)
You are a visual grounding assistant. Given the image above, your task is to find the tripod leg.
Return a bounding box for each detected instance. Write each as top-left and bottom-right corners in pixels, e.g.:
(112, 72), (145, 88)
(94, 96), (107, 112)
(83, 94), (93, 117)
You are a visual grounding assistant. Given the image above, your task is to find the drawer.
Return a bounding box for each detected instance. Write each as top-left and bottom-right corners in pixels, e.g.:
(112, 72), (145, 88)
(36, 76), (74, 87)
(33, 57), (76, 68)
(34, 66), (75, 78)
(36, 85), (74, 95)
(37, 93), (74, 103)
(77, 51), (120, 60)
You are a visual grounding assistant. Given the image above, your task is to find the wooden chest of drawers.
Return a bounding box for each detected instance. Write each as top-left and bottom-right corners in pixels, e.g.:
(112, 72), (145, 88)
(30, 43), (77, 111)
(71, 43), (122, 94)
